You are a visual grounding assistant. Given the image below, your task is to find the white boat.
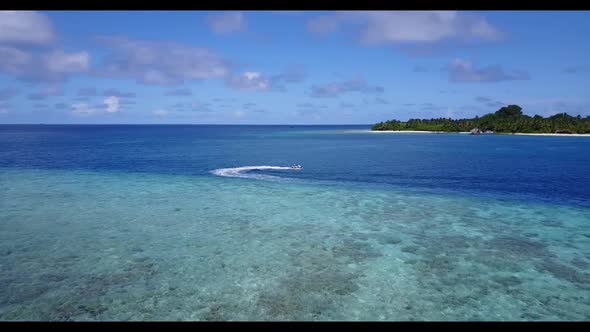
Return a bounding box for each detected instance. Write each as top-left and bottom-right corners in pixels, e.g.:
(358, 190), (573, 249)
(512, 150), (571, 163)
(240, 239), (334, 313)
(291, 164), (303, 169)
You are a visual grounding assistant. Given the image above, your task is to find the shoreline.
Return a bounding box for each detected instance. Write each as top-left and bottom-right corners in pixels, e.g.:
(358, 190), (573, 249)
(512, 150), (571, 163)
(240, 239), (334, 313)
(367, 130), (468, 134)
(511, 133), (590, 137)
(368, 130), (590, 136)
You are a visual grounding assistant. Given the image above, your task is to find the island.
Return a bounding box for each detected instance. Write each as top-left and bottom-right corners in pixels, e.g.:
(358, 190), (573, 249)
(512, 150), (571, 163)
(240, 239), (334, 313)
(371, 105), (590, 134)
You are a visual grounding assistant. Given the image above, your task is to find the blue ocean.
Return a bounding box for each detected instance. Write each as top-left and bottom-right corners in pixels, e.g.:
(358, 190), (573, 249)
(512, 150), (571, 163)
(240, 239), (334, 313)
(1, 124), (589, 320)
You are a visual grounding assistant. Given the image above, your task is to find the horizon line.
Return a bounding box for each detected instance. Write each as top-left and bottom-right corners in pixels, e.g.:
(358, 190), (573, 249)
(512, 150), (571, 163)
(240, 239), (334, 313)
(0, 123), (374, 126)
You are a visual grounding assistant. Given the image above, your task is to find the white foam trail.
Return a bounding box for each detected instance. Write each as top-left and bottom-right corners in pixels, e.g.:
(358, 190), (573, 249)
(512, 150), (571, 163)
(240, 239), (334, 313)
(211, 165), (294, 180)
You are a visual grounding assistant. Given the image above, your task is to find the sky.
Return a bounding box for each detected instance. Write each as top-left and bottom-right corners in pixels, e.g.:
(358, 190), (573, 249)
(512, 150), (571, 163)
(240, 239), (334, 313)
(0, 10), (589, 124)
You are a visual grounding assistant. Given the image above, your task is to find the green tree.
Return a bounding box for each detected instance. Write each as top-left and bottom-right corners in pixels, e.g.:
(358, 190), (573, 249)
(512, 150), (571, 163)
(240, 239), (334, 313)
(372, 105), (590, 134)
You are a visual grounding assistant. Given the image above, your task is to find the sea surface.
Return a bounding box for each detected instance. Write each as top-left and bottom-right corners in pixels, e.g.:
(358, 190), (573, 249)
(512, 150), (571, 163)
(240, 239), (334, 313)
(0, 124), (589, 320)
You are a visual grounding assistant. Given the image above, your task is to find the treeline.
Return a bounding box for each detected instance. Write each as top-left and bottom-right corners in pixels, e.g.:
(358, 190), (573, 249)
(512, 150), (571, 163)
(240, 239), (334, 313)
(371, 105), (590, 134)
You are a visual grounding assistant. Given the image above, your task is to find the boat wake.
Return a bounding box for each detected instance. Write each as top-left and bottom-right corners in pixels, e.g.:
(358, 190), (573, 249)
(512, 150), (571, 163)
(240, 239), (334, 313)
(210, 165), (295, 181)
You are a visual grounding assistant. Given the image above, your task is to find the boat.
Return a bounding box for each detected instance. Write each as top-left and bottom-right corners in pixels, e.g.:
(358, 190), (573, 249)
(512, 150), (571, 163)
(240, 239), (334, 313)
(291, 164), (303, 169)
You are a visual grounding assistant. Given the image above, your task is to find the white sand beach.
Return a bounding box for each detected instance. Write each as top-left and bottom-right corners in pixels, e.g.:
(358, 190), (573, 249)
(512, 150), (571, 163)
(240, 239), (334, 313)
(365, 130), (469, 134)
(364, 130), (590, 136)
(511, 133), (590, 137)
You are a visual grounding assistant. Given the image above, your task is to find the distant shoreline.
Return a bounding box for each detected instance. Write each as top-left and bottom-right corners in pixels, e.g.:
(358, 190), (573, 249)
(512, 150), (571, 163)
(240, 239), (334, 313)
(371, 105), (590, 135)
(368, 130), (468, 134)
(367, 130), (590, 136)
(511, 133), (590, 137)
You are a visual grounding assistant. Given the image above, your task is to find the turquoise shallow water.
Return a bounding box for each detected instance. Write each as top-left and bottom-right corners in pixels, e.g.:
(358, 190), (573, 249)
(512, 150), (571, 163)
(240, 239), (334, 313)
(1, 167), (589, 320)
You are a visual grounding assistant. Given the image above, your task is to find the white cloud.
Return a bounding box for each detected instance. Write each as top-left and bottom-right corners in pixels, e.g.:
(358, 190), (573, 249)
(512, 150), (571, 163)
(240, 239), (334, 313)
(307, 15), (340, 34)
(225, 71), (270, 91)
(104, 96), (119, 113)
(71, 103), (97, 115)
(449, 58), (529, 83)
(244, 72), (259, 80)
(43, 51), (89, 73)
(206, 12), (244, 34)
(97, 36), (228, 86)
(233, 110), (246, 118)
(103, 89), (136, 98)
(153, 110), (169, 118)
(224, 65), (307, 92)
(0, 47), (90, 82)
(71, 96), (120, 116)
(307, 11), (502, 45)
(0, 11), (54, 45)
(0, 12), (88, 83)
(271, 64), (307, 85)
(28, 86), (63, 100)
(310, 77), (384, 97)
(0, 46), (33, 74)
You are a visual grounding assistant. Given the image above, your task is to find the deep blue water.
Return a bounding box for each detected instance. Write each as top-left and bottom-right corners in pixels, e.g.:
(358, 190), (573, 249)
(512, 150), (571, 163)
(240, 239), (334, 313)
(1, 125), (589, 207)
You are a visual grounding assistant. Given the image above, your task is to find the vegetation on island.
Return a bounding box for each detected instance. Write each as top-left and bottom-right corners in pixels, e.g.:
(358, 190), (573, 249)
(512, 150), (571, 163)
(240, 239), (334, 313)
(371, 105), (590, 134)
